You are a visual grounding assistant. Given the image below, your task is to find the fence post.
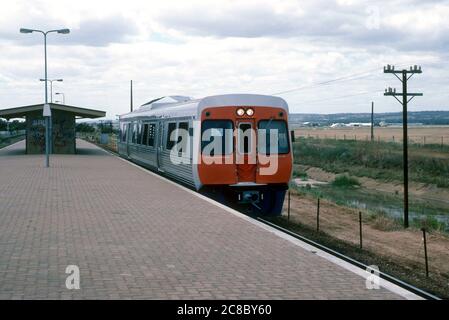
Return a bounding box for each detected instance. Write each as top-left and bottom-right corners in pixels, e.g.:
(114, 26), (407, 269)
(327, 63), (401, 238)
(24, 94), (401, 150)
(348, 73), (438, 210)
(287, 190), (291, 222)
(316, 197), (320, 232)
(359, 211), (363, 249)
(421, 228), (429, 278)
(442, 136), (444, 148)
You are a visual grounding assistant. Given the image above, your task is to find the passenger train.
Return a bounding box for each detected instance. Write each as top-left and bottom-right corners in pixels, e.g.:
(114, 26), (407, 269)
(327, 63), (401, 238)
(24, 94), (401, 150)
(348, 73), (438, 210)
(118, 94), (292, 215)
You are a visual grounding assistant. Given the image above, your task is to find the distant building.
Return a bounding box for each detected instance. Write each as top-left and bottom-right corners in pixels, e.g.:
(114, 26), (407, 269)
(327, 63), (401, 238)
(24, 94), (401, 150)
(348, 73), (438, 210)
(346, 122), (372, 127)
(302, 122), (320, 127)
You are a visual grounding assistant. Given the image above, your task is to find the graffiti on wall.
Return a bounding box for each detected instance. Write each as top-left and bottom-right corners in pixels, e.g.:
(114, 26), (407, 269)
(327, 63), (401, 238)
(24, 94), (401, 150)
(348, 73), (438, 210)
(27, 110), (75, 154)
(29, 119), (46, 153)
(53, 116), (75, 152)
(51, 110), (75, 153)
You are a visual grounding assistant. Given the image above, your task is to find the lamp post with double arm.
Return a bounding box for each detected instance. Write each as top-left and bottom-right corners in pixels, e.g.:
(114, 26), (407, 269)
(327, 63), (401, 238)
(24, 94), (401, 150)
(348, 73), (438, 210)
(55, 92), (65, 104)
(20, 27), (70, 167)
(40, 78), (63, 103)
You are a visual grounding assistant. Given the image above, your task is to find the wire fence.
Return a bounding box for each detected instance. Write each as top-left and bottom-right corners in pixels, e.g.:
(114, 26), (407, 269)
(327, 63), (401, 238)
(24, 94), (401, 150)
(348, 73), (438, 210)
(295, 128), (449, 148)
(281, 189), (449, 296)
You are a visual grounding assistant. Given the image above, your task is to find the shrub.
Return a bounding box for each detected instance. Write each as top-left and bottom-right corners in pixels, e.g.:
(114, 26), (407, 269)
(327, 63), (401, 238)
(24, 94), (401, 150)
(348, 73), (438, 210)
(293, 169), (308, 180)
(414, 216), (447, 232)
(331, 175), (360, 188)
(369, 213), (402, 231)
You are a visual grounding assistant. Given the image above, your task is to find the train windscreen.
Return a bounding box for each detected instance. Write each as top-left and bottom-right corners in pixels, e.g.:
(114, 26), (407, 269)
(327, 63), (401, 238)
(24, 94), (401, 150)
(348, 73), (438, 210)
(201, 120), (233, 156)
(258, 120), (289, 154)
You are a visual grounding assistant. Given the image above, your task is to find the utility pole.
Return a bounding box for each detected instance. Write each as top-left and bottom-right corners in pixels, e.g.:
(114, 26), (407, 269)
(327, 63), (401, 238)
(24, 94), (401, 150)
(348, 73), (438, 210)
(371, 101), (374, 141)
(130, 80), (133, 112)
(384, 64), (423, 228)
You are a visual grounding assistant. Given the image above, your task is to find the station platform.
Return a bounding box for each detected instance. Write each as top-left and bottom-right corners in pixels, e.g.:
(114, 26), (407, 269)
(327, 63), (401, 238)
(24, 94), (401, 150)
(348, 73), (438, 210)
(0, 140), (418, 299)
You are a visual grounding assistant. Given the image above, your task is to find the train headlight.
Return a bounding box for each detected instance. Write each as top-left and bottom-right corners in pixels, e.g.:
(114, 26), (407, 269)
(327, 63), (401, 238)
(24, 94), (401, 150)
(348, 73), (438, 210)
(246, 108), (254, 116)
(236, 108), (245, 116)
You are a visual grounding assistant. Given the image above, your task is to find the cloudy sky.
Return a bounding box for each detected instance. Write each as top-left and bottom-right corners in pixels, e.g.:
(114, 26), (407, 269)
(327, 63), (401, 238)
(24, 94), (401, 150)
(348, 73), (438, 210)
(1, 0), (449, 118)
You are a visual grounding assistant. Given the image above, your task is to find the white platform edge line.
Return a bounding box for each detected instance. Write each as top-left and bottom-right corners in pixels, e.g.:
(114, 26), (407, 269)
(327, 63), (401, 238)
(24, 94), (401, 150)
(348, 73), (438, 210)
(89, 140), (422, 300)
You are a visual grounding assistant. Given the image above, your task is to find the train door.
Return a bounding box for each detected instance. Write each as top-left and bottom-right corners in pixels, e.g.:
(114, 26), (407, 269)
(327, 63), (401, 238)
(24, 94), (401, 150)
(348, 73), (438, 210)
(236, 120), (257, 182)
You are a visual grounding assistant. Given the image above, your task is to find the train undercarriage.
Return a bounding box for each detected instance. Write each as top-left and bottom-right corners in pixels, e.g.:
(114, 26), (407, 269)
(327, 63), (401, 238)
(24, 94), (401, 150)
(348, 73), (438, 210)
(200, 184), (288, 216)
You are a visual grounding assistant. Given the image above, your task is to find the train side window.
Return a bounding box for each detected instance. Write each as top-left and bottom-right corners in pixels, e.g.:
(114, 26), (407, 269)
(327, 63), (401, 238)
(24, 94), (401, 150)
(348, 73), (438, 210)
(178, 122), (189, 140)
(121, 123), (127, 142)
(177, 122), (189, 153)
(137, 123), (143, 145)
(166, 122), (177, 149)
(142, 124), (149, 146)
(131, 123), (137, 144)
(148, 123), (155, 147)
(258, 120), (289, 154)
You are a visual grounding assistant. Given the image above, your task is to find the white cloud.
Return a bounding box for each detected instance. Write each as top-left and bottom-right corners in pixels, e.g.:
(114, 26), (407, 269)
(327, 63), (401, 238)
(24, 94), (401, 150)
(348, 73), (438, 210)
(0, 0), (448, 117)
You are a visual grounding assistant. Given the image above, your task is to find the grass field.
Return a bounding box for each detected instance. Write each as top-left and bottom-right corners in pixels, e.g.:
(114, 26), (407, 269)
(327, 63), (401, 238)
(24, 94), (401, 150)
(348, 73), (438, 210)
(295, 126), (449, 146)
(292, 137), (449, 188)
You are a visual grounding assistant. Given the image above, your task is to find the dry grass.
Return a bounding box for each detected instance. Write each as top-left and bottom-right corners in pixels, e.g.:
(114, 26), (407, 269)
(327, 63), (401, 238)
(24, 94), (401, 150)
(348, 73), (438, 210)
(369, 214), (402, 232)
(296, 126), (449, 145)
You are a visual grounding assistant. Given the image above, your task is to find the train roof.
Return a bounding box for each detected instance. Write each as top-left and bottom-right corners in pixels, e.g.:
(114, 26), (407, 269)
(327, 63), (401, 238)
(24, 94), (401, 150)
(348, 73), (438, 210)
(119, 94), (288, 121)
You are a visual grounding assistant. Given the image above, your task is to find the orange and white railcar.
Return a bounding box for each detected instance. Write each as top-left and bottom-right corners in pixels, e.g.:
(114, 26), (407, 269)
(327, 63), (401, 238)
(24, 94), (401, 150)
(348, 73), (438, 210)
(118, 94), (292, 215)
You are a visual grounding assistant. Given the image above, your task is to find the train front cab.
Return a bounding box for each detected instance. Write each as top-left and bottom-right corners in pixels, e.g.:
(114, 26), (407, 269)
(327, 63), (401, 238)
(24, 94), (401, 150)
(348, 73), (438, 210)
(197, 105), (292, 215)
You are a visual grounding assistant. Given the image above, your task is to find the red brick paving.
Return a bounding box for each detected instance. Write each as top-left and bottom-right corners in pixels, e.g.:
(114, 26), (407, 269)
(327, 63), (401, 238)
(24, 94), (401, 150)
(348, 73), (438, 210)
(0, 140), (403, 299)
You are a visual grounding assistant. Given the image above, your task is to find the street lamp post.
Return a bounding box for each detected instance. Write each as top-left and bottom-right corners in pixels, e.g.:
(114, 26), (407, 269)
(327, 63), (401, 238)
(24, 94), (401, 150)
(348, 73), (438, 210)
(40, 78), (63, 103)
(40, 79), (62, 155)
(55, 92), (65, 104)
(20, 27), (70, 168)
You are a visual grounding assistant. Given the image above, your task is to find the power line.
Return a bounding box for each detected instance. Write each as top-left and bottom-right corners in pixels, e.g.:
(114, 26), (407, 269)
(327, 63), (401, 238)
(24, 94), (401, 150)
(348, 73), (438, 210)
(272, 63), (415, 96)
(271, 66), (386, 95)
(295, 89), (383, 105)
(272, 71), (379, 95)
(273, 74), (377, 95)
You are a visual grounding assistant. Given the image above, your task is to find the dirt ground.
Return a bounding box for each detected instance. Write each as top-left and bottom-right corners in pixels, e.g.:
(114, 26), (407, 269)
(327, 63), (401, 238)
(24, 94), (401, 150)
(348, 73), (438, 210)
(282, 191), (449, 289)
(295, 126), (449, 145)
